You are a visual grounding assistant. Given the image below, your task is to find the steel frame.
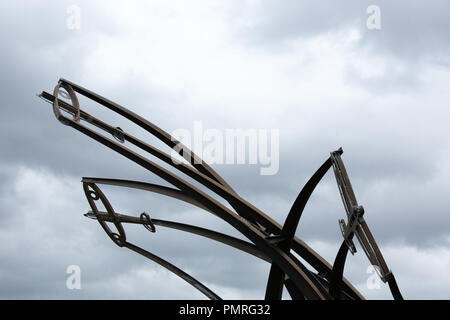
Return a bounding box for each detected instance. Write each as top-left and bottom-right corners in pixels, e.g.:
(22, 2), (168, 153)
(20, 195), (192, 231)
(38, 79), (403, 300)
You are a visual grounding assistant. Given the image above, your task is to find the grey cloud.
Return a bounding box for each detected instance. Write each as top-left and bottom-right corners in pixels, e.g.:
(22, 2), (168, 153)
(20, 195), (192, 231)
(231, 0), (450, 60)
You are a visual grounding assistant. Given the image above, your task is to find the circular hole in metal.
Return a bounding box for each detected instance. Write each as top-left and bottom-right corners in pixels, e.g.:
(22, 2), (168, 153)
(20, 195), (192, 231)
(58, 89), (70, 100)
(111, 233), (124, 246)
(88, 190), (100, 201)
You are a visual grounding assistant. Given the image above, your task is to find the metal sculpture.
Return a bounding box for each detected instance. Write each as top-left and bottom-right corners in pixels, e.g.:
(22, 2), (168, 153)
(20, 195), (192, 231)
(38, 78), (403, 300)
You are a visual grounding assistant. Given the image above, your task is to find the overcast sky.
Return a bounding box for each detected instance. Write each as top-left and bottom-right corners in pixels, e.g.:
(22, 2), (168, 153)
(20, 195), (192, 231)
(1, 0), (450, 300)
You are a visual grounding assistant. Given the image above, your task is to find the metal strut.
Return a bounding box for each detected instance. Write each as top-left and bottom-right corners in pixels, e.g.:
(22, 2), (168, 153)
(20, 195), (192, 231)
(265, 157), (334, 300)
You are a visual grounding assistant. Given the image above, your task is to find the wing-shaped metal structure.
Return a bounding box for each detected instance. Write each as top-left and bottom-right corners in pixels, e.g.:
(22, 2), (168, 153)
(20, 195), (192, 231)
(38, 79), (403, 300)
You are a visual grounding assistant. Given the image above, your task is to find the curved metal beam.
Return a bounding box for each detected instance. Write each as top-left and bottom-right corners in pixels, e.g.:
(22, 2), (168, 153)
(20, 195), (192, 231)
(82, 177), (214, 215)
(265, 157), (333, 299)
(124, 241), (222, 300)
(328, 241), (350, 299)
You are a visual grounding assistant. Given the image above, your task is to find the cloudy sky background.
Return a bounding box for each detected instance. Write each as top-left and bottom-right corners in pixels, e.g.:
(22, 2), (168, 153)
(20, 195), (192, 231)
(1, 0), (450, 299)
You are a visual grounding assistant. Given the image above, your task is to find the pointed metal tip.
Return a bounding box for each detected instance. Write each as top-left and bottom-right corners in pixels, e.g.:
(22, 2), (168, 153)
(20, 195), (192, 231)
(84, 211), (98, 220)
